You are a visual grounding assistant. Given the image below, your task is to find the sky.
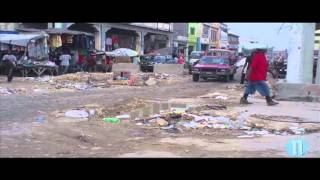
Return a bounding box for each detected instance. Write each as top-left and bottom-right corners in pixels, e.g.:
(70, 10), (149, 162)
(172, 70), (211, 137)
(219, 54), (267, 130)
(226, 23), (291, 51)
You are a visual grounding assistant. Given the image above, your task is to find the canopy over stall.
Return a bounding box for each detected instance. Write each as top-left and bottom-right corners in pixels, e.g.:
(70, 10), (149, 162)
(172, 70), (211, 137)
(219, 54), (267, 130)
(0, 33), (48, 47)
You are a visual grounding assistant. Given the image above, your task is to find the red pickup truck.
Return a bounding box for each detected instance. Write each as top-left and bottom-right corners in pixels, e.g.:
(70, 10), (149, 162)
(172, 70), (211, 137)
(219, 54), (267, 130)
(192, 56), (236, 82)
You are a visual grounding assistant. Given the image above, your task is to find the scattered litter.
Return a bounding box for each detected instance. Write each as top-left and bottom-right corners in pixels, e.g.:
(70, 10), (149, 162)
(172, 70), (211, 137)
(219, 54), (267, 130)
(289, 127), (305, 135)
(180, 121), (198, 129)
(116, 114), (131, 119)
(65, 110), (89, 118)
(215, 96), (228, 100)
(237, 135), (255, 138)
(145, 78), (157, 86)
(33, 89), (48, 94)
(155, 118), (169, 126)
(206, 104), (227, 110)
(36, 116), (45, 123)
(103, 117), (120, 124)
(91, 147), (102, 150)
(166, 127), (181, 134)
(161, 125), (174, 130)
(89, 110), (96, 116)
(244, 130), (269, 136)
(0, 87), (16, 95)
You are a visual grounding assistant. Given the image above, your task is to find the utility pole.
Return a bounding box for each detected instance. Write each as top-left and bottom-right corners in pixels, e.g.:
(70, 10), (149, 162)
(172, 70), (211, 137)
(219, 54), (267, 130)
(185, 23), (189, 64)
(316, 47), (320, 84)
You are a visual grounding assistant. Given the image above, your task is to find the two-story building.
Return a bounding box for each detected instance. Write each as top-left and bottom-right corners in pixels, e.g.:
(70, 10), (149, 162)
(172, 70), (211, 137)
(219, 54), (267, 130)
(227, 31), (239, 54)
(3, 23), (174, 55)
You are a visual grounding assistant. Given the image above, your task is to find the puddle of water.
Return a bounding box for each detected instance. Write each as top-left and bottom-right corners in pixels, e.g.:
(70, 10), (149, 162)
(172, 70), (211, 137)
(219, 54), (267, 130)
(129, 102), (190, 120)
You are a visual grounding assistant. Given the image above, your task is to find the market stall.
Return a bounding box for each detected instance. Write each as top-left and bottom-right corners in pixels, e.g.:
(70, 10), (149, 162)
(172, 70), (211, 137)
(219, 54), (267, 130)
(0, 33), (58, 77)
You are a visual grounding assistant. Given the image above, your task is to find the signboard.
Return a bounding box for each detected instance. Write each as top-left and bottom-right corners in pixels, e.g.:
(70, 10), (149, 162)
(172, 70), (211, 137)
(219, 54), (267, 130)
(200, 37), (209, 44)
(177, 36), (187, 42)
(220, 31), (229, 48)
(157, 23), (170, 31)
(174, 42), (178, 47)
(130, 23), (158, 29)
(228, 44), (239, 49)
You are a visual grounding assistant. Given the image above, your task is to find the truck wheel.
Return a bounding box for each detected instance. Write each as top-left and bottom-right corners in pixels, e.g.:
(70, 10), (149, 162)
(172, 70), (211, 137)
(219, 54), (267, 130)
(202, 77), (207, 81)
(224, 75), (230, 82)
(193, 74), (200, 82)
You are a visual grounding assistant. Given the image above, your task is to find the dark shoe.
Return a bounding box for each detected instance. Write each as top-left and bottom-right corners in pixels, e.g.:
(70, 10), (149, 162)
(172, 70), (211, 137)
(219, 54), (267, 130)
(240, 97), (252, 105)
(267, 100), (279, 106)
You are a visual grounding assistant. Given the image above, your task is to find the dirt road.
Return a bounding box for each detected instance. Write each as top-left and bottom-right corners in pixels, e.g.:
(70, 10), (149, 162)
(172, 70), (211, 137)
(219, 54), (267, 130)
(1, 76), (319, 157)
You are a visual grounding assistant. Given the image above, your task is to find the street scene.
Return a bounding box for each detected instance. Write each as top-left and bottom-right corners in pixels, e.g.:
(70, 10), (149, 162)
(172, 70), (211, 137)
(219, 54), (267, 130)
(0, 23), (319, 157)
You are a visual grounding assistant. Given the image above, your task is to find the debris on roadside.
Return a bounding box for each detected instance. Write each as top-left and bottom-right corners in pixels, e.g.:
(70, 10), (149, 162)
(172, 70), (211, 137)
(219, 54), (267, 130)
(103, 117), (120, 124)
(65, 110), (89, 118)
(0, 87), (16, 95)
(244, 114), (320, 135)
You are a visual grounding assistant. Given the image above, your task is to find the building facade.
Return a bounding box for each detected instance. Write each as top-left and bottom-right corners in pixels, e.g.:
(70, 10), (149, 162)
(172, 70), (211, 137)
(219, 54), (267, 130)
(187, 23), (200, 54)
(219, 23), (229, 49)
(172, 23), (188, 56)
(227, 31), (239, 54)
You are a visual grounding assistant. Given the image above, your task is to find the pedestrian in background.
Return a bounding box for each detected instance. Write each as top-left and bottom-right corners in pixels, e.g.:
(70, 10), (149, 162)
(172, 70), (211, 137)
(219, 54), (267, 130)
(240, 49), (279, 106)
(59, 51), (71, 74)
(2, 50), (17, 82)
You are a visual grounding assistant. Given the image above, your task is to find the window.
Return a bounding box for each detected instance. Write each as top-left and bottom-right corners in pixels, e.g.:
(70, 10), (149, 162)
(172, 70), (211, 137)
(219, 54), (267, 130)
(211, 30), (217, 41)
(315, 40), (320, 43)
(190, 27), (195, 35)
(202, 25), (209, 38)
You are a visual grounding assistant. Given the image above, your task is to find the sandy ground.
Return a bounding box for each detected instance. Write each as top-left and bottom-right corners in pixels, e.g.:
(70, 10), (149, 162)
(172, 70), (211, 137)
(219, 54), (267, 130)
(1, 75), (319, 158)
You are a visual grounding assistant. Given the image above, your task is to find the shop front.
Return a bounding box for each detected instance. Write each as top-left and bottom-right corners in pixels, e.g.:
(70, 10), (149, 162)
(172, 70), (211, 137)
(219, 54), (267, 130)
(105, 28), (138, 52)
(200, 37), (210, 52)
(144, 33), (169, 54)
(173, 35), (188, 57)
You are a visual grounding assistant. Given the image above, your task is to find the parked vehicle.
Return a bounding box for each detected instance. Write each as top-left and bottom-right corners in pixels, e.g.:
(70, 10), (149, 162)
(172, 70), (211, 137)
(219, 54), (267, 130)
(188, 51), (205, 74)
(140, 55), (174, 72)
(192, 56), (236, 82)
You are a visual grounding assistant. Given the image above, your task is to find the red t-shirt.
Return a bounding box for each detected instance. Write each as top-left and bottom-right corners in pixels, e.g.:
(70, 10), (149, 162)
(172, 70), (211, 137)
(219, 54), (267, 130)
(249, 52), (268, 81)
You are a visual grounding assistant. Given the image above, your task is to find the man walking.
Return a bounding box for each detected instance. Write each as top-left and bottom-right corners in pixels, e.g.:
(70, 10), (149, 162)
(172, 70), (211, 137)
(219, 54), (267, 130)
(2, 50), (17, 82)
(59, 51), (71, 74)
(240, 49), (279, 106)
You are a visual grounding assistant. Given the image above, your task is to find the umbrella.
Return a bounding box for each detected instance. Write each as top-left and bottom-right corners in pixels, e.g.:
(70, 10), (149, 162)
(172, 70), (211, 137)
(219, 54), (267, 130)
(105, 51), (115, 56)
(112, 48), (138, 57)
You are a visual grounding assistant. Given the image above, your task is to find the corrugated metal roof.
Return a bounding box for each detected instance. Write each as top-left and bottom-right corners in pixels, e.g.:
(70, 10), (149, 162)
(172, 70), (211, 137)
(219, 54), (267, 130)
(16, 28), (94, 36)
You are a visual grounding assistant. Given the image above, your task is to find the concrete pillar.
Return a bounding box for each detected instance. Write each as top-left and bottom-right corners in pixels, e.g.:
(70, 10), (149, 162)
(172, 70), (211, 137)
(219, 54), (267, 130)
(286, 23), (315, 84)
(94, 31), (101, 50)
(100, 25), (110, 51)
(135, 32), (141, 54)
(138, 31), (145, 55)
(48, 23), (54, 28)
(316, 49), (320, 84)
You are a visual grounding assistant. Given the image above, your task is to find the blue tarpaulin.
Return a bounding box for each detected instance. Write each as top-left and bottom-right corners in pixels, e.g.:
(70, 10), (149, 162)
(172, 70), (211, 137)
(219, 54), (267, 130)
(0, 31), (19, 34)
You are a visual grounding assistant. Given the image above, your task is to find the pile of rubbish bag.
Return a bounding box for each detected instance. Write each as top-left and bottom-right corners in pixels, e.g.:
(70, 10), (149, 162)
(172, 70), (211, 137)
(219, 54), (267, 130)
(130, 104), (243, 133)
(0, 87), (16, 95)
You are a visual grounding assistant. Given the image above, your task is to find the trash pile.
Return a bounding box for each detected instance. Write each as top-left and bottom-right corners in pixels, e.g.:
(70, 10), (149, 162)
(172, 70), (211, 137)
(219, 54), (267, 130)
(51, 104), (101, 123)
(108, 72), (180, 86)
(128, 104), (243, 133)
(0, 87), (26, 96)
(26, 72), (111, 90)
(199, 92), (229, 100)
(0, 87), (16, 95)
(243, 114), (320, 135)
